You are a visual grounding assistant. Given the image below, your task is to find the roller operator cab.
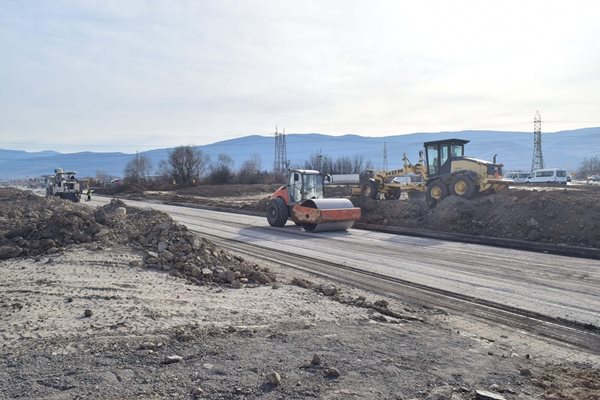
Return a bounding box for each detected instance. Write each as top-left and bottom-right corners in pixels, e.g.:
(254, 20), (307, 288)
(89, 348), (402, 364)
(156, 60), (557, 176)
(423, 139), (506, 203)
(266, 169), (361, 232)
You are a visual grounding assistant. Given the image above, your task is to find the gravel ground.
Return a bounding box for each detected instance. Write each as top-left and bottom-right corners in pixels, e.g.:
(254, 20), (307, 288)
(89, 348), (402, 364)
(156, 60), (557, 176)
(1, 189), (599, 399)
(3, 246), (599, 400)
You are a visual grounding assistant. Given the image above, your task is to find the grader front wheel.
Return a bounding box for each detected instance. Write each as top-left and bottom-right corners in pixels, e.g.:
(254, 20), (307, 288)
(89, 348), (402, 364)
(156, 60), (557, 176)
(450, 174), (476, 199)
(426, 180), (448, 206)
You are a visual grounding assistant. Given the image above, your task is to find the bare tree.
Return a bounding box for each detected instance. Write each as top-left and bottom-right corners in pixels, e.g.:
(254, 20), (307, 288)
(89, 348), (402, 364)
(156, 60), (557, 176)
(577, 155), (600, 179)
(124, 153), (152, 183)
(237, 153), (263, 184)
(304, 152), (332, 173)
(167, 146), (209, 184)
(207, 153), (235, 184)
(334, 155), (353, 174)
(302, 152), (372, 174)
(352, 155), (366, 173)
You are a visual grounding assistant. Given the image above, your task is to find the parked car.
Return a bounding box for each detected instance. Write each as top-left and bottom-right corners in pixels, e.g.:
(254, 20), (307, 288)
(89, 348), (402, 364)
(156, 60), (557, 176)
(588, 175), (600, 182)
(526, 168), (568, 185)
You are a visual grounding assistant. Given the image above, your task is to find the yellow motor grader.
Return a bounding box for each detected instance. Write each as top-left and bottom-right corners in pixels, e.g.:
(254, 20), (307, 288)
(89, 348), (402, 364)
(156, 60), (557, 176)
(362, 139), (509, 204)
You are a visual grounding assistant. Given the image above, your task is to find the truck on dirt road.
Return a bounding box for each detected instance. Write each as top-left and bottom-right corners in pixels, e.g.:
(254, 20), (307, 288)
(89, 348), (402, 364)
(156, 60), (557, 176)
(45, 168), (82, 202)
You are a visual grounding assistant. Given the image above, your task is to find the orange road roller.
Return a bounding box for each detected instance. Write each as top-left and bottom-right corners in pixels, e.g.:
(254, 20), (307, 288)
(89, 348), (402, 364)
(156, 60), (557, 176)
(266, 169), (361, 232)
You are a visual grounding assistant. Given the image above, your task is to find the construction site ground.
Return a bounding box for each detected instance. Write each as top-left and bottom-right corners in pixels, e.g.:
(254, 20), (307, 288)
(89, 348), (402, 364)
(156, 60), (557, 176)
(115, 183), (600, 249)
(2, 188), (599, 399)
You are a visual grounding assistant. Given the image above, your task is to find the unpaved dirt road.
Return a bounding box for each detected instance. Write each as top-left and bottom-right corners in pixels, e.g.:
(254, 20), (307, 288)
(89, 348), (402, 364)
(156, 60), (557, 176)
(87, 196), (600, 330)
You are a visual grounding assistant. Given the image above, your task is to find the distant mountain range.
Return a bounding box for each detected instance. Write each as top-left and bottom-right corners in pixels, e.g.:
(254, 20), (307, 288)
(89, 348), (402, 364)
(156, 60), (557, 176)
(1, 128), (599, 179)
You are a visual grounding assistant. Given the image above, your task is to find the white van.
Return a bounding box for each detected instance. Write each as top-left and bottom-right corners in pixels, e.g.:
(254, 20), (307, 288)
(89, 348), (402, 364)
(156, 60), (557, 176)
(504, 171), (530, 183)
(526, 168), (568, 185)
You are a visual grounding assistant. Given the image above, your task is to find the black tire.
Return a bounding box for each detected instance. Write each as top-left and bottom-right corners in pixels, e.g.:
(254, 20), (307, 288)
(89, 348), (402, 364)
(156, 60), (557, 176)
(426, 180), (449, 205)
(361, 181), (379, 200)
(266, 197), (288, 227)
(407, 191), (426, 201)
(450, 174), (476, 199)
(385, 187), (401, 200)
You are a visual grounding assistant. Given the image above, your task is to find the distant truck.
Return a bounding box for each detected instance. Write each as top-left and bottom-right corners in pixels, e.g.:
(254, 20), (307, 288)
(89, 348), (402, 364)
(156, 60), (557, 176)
(46, 168), (82, 202)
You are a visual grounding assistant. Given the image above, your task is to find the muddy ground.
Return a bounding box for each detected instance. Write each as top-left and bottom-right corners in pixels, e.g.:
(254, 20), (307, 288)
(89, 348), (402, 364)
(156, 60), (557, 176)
(110, 183), (600, 249)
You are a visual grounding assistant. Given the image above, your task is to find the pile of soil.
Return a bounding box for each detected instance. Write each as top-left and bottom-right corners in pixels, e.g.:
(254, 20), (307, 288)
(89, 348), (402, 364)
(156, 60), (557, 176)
(534, 366), (600, 399)
(0, 188), (274, 286)
(95, 183), (600, 248)
(355, 187), (600, 248)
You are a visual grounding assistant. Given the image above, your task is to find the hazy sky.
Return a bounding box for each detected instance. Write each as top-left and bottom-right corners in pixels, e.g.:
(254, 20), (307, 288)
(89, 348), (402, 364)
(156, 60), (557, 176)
(1, 0), (600, 152)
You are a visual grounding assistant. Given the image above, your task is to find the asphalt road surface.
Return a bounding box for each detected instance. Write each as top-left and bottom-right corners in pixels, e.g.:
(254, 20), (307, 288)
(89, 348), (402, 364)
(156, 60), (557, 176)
(89, 196), (600, 328)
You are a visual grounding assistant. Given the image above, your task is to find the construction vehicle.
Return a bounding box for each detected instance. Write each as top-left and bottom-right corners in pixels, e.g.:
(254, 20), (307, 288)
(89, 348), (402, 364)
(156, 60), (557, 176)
(362, 138), (508, 204)
(266, 169), (361, 232)
(46, 168), (82, 202)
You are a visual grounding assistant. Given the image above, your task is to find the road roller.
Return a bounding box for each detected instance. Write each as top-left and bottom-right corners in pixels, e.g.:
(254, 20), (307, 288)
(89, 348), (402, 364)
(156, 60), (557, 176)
(266, 169), (361, 232)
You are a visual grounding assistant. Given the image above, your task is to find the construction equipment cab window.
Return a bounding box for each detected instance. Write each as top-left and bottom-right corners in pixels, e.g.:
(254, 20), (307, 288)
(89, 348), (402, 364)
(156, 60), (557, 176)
(426, 145), (439, 175)
(425, 140), (465, 177)
(288, 171), (323, 202)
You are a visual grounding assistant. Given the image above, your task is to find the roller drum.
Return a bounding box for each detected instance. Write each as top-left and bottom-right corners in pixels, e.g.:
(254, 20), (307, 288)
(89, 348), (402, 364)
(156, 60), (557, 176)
(300, 198), (357, 232)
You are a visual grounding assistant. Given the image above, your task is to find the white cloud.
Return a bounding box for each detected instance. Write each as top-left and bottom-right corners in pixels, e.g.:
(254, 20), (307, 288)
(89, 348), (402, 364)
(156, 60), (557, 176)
(1, 0), (600, 152)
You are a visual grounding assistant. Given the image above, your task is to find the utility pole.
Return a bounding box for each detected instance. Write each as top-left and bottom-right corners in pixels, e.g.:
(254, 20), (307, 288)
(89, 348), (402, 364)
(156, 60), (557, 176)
(281, 128), (287, 173)
(383, 142), (389, 171)
(531, 111), (545, 172)
(273, 126), (279, 174)
(273, 126), (287, 174)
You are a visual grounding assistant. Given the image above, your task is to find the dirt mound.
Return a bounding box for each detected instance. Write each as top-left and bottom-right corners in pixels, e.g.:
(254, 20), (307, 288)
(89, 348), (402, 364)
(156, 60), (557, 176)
(535, 366), (600, 399)
(355, 188), (600, 248)
(0, 188), (274, 286)
(0, 188), (103, 258)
